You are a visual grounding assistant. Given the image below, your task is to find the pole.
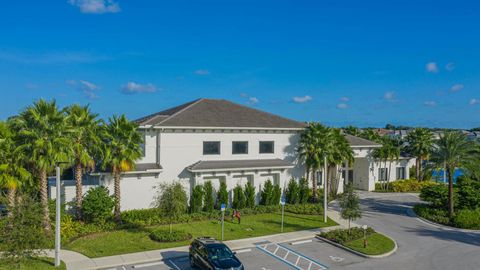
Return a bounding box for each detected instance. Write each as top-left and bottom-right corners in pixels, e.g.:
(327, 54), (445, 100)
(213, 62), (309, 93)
(323, 155), (327, 223)
(221, 210), (225, 241)
(55, 166), (61, 267)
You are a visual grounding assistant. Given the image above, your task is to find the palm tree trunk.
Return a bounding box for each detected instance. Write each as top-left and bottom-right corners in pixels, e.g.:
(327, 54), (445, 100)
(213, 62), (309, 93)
(7, 188), (15, 217)
(387, 158), (392, 191)
(312, 169), (318, 203)
(415, 158), (420, 180)
(75, 162), (83, 220)
(447, 167), (454, 218)
(40, 169), (52, 233)
(114, 167), (122, 222)
(306, 166), (310, 185)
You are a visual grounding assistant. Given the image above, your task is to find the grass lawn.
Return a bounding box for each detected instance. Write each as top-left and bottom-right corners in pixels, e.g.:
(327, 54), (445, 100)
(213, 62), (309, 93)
(66, 212), (337, 258)
(0, 257), (66, 270)
(344, 233), (395, 255)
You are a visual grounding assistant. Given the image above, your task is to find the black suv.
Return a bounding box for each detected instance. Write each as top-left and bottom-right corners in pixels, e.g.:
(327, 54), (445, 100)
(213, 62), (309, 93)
(189, 237), (244, 270)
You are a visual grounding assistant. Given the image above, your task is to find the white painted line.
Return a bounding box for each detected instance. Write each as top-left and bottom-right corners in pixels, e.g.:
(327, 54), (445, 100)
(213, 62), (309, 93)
(290, 239), (313, 245)
(168, 259), (181, 270)
(234, 248), (252, 254)
(133, 261), (165, 268)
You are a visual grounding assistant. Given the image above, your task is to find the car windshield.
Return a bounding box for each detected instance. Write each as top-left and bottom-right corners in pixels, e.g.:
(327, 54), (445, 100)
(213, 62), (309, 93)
(207, 246), (234, 260)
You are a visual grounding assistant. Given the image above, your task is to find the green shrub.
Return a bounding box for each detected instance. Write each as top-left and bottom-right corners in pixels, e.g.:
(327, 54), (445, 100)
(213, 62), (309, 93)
(419, 184), (456, 209)
(272, 184), (282, 205)
(285, 178), (299, 204)
(260, 180), (274, 205)
(82, 186), (115, 224)
(454, 208), (480, 229)
(149, 229), (192, 242)
(413, 204), (451, 225)
(319, 227), (375, 244)
(203, 181), (215, 212)
(244, 181), (256, 208)
(189, 185), (204, 213)
(284, 203), (323, 215)
(457, 178), (480, 210)
(375, 179), (437, 192)
(216, 182), (228, 209)
(298, 178), (310, 204)
(154, 182), (188, 232)
(232, 185), (246, 209)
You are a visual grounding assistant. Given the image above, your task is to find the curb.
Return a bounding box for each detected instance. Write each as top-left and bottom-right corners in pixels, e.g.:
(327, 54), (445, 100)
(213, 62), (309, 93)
(407, 208), (480, 233)
(315, 234), (397, 259)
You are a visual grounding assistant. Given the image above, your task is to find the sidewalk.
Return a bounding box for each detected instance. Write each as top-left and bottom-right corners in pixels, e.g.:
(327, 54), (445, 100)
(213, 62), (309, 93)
(49, 208), (350, 270)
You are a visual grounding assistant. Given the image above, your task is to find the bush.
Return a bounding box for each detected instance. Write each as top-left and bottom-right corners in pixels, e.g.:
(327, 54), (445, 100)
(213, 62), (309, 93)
(260, 180), (274, 205)
(298, 178), (310, 204)
(244, 181), (256, 208)
(320, 227), (375, 244)
(285, 178), (299, 204)
(203, 181), (215, 212)
(457, 178), (480, 210)
(232, 185), (246, 209)
(272, 184), (282, 205)
(375, 179), (437, 193)
(216, 182), (228, 209)
(419, 185), (456, 209)
(284, 203), (323, 215)
(413, 204), (451, 225)
(189, 185), (204, 213)
(149, 229), (192, 242)
(454, 208), (480, 229)
(82, 186), (115, 224)
(154, 182), (188, 231)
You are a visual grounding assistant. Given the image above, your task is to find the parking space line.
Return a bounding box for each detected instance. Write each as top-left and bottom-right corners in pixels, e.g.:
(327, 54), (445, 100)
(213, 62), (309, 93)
(133, 261), (164, 268)
(168, 259), (181, 270)
(234, 248), (252, 254)
(257, 242), (328, 270)
(279, 243), (329, 270)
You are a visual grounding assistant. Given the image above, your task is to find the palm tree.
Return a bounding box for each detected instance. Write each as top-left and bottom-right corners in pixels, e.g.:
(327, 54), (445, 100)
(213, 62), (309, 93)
(344, 126), (361, 137)
(405, 128), (434, 180)
(66, 105), (101, 220)
(100, 115), (143, 222)
(11, 100), (72, 232)
(430, 131), (480, 218)
(384, 138), (400, 191)
(327, 129), (354, 196)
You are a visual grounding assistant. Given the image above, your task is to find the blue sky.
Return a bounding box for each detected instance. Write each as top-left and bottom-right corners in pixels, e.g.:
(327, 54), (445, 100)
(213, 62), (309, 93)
(1, 0), (479, 128)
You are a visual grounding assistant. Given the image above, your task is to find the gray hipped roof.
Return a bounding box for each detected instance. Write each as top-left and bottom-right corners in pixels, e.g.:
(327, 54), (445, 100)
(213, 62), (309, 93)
(188, 159), (294, 172)
(345, 134), (381, 147)
(136, 99), (306, 129)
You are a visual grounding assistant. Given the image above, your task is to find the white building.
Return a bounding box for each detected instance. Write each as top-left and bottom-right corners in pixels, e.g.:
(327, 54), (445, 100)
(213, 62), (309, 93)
(49, 98), (415, 210)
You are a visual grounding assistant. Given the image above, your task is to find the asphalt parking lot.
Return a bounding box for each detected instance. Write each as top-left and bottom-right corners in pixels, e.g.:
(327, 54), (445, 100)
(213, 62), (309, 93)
(101, 238), (364, 270)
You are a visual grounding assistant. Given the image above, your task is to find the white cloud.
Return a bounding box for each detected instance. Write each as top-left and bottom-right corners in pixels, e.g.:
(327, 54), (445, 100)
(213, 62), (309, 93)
(121, 82), (157, 94)
(339, 97), (350, 102)
(445, 62), (455, 71)
(426, 62), (439, 73)
(68, 0), (120, 14)
(66, 79), (100, 99)
(247, 97), (259, 104)
(292, 95), (312, 103)
(424, 101), (437, 107)
(469, 98), (480, 105)
(336, 103), (348, 109)
(450, 84), (464, 92)
(383, 91), (397, 102)
(194, 69), (210, 75)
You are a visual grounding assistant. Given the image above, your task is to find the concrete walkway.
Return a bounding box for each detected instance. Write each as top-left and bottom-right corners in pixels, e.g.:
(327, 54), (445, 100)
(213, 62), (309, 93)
(47, 209), (348, 270)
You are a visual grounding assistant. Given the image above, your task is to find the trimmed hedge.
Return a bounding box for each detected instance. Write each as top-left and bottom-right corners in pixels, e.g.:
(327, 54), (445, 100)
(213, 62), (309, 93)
(375, 179), (437, 193)
(413, 204), (451, 226)
(149, 229), (192, 242)
(454, 208), (480, 230)
(319, 227), (375, 244)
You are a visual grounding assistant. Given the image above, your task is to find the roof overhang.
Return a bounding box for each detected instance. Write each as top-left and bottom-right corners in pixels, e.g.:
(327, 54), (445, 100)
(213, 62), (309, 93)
(187, 159), (295, 173)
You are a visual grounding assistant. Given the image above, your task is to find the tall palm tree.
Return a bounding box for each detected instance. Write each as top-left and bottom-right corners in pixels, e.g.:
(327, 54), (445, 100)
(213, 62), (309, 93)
(430, 131), (480, 218)
(100, 115), (143, 222)
(384, 138), (400, 191)
(66, 104), (101, 220)
(327, 129), (354, 195)
(11, 100), (71, 232)
(405, 128), (434, 180)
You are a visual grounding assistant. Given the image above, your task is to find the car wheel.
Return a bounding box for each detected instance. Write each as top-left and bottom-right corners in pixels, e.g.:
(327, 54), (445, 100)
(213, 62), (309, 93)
(189, 256), (196, 268)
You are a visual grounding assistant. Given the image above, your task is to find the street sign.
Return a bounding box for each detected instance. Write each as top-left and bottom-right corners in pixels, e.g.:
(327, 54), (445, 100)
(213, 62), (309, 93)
(221, 204), (226, 211)
(280, 199), (286, 206)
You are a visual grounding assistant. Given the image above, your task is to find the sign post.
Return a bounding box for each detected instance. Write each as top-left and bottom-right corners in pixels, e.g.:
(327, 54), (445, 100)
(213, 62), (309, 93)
(280, 199), (286, 233)
(362, 225), (368, 248)
(220, 204), (226, 241)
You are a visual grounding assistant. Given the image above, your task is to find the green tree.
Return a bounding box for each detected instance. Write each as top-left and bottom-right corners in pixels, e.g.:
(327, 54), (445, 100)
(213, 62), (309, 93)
(339, 184), (362, 231)
(344, 126), (361, 136)
(298, 178), (310, 204)
(189, 185), (204, 213)
(100, 115), (143, 222)
(232, 185), (246, 209)
(260, 180), (274, 205)
(272, 184), (282, 205)
(154, 182), (188, 233)
(0, 196), (49, 261)
(203, 181), (215, 212)
(11, 99), (72, 233)
(217, 181), (228, 209)
(285, 178), (299, 204)
(430, 131), (480, 217)
(405, 128), (434, 180)
(66, 104), (102, 220)
(81, 186), (115, 224)
(244, 181), (256, 208)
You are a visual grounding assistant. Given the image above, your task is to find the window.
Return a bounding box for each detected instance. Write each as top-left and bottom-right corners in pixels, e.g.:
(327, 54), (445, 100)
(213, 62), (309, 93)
(378, 168), (388, 181)
(203, 141), (220, 155)
(259, 141), (274, 154)
(232, 141), (248, 154)
(396, 167), (406, 180)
